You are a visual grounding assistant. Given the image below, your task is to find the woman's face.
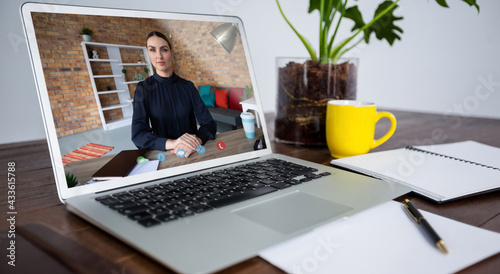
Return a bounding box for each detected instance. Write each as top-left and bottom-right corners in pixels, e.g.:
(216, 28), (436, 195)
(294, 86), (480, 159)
(147, 35), (173, 77)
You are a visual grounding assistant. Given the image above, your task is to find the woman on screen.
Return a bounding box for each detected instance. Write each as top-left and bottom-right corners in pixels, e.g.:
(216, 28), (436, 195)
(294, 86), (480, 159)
(132, 31), (216, 157)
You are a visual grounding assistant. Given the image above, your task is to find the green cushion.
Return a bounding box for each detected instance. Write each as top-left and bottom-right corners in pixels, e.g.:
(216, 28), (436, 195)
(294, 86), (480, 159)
(200, 85), (211, 96)
(201, 93), (215, 107)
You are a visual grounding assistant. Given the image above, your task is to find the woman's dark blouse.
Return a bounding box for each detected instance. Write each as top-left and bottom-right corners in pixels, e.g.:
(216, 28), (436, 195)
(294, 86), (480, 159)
(132, 73), (216, 151)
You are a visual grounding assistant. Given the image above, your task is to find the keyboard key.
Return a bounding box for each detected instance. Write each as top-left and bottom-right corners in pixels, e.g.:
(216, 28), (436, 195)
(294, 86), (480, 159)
(248, 182), (265, 188)
(114, 193), (136, 202)
(128, 211), (152, 221)
(138, 218), (161, 227)
(255, 174), (270, 179)
(145, 186), (165, 194)
(266, 171), (281, 177)
(236, 185), (252, 192)
(148, 207), (170, 215)
(179, 193), (197, 201)
(181, 200), (200, 207)
(160, 182), (176, 189)
(152, 193), (170, 200)
(260, 179), (276, 185)
(119, 205), (149, 216)
(190, 204), (213, 213)
(198, 196), (217, 203)
(134, 196), (154, 204)
(270, 182), (292, 190)
(130, 189), (151, 198)
(112, 191), (129, 197)
(96, 196), (120, 206)
(300, 177), (312, 183)
(156, 212), (178, 223)
(174, 209), (195, 218)
(164, 196), (183, 205)
(109, 201), (137, 210)
(289, 179), (302, 185)
(305, 173), (323, 179)
(146, 201), (167, 209)
(166, 203), (186, 211)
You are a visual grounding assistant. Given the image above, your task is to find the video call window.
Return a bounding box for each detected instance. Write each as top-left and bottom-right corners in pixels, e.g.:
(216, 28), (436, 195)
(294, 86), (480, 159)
(31, 11), (264, 187)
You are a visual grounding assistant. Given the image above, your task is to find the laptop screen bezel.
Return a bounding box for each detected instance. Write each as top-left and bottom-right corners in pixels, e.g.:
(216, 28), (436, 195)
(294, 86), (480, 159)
(20, 2), (273, 202)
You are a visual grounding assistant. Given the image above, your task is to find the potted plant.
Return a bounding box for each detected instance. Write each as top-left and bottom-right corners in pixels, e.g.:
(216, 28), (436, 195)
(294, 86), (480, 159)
(66, 173), (79, 188)
(79, 26), (94, 42)
(274, 0), (479, 145)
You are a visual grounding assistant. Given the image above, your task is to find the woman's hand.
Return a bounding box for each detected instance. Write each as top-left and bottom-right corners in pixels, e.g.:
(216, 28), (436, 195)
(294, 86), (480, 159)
(165, 133), (201, 158)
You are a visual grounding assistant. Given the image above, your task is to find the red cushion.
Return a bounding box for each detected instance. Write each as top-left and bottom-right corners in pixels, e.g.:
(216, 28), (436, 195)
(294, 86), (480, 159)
(228, 87), (244, 111)
(214, 88), (229, 109)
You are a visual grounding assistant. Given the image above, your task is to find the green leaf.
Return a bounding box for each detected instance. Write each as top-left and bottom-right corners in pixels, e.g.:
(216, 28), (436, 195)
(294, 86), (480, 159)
(462, 0), (480, 12)
(435, 0), (449, 8)
(365, 1), (403, 45)
(66, 173), (79, 188)
(435, 0), (480, 12)
(342, 1), (404, 46)
(308, 0), (344, 59)
(344, 6), (369, 43)
(308, 0), (344, 20)
(329, 0), (401, 60)
(276, 0), (318, 60)
(277, 0), (479, 62)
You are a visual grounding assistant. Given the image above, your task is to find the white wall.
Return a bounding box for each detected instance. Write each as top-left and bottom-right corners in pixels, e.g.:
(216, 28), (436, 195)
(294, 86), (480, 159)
(1, 0), (499, 144)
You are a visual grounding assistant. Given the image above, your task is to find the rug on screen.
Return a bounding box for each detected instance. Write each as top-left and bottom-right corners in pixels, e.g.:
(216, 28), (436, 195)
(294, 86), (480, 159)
(62, 143), (114, 166)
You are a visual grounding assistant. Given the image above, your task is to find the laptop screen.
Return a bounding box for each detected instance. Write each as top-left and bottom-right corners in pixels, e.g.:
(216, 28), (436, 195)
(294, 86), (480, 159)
(21, 3), (270, 200)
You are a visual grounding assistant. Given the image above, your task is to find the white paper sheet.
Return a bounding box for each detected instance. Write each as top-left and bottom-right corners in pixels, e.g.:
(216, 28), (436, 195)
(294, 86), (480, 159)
(128, 159), (159, 176)
(415, 140), (500, 168)
(331, 141), (500, 202)
(259, 201), (500, 274)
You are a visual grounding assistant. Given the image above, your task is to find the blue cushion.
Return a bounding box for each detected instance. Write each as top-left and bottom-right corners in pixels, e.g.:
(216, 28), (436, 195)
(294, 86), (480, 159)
(201, 93), (215, 107)
(200, 85), (211, 96)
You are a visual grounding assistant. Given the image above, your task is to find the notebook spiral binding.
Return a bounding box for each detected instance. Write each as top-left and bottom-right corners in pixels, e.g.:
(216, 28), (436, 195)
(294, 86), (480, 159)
(406, 146), (500, 172)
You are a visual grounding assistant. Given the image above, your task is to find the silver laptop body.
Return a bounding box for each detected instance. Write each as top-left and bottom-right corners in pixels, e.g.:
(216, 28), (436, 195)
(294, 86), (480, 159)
(21, 3), (410, 273)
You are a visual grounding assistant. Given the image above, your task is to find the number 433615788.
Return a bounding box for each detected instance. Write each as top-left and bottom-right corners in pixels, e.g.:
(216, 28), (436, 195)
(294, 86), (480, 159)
(7, 162), (16, 211)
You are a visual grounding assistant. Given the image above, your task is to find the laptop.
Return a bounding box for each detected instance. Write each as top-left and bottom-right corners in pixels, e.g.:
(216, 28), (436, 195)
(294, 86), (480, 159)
(21, 3), (410, 273)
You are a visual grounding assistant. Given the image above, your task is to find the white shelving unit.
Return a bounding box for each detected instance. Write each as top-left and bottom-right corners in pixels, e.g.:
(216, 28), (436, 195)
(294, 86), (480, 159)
(82, 42), (153, 130)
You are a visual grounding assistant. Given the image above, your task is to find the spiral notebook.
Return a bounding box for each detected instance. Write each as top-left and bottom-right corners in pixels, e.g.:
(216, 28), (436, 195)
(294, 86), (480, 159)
(331, 141), (500, 203)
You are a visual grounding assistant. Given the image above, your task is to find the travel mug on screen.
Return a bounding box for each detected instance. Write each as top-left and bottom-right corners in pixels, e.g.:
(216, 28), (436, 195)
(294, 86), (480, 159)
(240, 112), (255, 138)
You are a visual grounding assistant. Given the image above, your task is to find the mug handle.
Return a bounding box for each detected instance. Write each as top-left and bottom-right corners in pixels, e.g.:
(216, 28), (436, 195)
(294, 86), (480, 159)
(371, 112), (397, 149)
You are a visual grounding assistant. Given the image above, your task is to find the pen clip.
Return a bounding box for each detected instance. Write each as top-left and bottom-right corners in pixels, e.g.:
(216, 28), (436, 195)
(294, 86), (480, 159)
(403, 203), (419, 223)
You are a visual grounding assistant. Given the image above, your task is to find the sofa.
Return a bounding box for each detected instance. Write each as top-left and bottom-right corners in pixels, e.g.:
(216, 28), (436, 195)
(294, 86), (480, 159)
(199, 85), (245, 130)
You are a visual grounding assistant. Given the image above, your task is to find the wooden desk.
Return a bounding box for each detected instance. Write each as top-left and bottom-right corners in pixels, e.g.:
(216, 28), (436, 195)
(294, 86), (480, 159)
(65, 128), (263, 184)
(1, 110), (499, 273)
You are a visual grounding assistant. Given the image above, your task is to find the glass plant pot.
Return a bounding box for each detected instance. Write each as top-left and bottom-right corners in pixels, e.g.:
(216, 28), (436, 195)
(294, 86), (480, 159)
(274, 57), (358, 145)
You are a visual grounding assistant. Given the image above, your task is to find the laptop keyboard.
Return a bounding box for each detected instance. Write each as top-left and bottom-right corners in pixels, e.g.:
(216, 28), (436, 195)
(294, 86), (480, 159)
(95, 158), (331, 227)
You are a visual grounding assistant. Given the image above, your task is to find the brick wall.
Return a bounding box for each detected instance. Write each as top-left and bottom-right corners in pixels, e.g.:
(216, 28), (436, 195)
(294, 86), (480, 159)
(161, 20), (252, 89)
(33, 12), (252, 138)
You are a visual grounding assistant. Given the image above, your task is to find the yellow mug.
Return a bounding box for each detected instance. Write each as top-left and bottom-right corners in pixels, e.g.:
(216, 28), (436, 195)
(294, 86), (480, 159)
(326, 100), (397, 158)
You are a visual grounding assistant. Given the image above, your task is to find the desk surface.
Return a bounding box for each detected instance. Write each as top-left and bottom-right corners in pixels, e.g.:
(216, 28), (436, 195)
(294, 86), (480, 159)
(65, 128), (263, 184)
(1, 110), (500, 273)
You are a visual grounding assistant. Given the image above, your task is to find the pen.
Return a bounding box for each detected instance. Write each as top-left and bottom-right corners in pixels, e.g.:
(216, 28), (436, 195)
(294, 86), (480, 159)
(403, 199), (449, 254)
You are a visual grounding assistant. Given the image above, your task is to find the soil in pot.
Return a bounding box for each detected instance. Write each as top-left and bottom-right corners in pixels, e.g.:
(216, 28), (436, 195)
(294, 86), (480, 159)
(275, 59), (357, 145)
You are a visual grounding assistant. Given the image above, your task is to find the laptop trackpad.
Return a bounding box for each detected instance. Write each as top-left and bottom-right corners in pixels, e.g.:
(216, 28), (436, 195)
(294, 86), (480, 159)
(234, 191), (352, 235)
